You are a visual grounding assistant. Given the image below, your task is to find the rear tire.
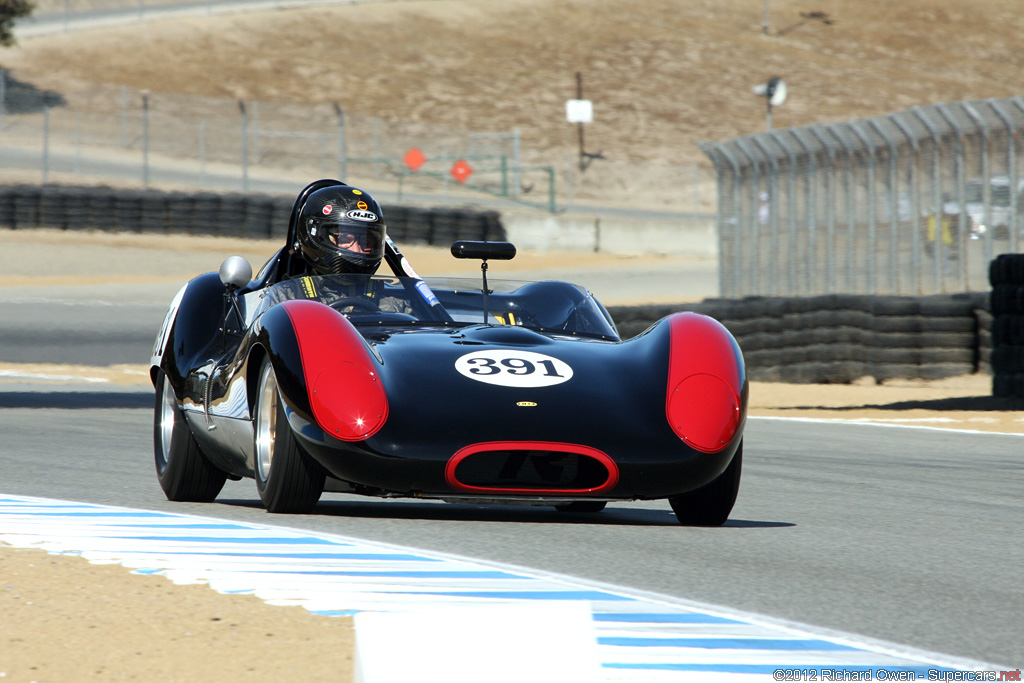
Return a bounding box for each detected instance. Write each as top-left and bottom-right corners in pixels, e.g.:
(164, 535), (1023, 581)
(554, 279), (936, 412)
(669, 441), (742, 526)
(153, 370), (227, 502)
(253, 358), (324, 513)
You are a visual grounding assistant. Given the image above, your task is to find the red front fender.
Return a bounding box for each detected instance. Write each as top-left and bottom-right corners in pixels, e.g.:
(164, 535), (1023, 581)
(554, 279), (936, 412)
(664, 312), (747, 453)
(281, 300), (389, 441)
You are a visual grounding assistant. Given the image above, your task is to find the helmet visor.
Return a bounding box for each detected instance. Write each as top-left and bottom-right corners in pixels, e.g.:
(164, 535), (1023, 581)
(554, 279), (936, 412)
(324, 222), (384, 258)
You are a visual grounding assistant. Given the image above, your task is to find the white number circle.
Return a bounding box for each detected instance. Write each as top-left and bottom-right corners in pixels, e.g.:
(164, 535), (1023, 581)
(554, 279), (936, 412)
(454, 350), (574, 387)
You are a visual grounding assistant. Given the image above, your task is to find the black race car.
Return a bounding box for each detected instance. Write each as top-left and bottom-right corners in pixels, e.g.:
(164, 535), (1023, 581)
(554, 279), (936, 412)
(151, 185), (747, 525)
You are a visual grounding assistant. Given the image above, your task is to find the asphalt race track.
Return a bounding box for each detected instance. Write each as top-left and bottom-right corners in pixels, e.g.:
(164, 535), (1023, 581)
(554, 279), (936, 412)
(0, 390), (1020, 668)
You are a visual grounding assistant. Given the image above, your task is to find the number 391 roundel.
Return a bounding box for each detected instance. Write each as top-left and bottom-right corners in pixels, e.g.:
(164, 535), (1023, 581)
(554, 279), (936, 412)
(455, 350), (573, 388)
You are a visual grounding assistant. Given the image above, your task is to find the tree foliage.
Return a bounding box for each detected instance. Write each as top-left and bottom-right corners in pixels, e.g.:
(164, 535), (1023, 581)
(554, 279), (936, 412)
(0, 0), (34, 47)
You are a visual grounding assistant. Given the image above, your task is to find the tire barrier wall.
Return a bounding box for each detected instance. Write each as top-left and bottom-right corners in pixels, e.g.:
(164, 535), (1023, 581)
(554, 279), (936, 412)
(0, 184), (506, 245)
(609, 292), (991, 385)
(987, 253), (1024, 398)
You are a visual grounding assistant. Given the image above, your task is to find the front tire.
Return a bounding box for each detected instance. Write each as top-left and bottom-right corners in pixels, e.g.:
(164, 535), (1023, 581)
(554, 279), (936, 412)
(253, 358), (324, 513)
(153, 370), (227, 502)
(669, 441), (742, 526)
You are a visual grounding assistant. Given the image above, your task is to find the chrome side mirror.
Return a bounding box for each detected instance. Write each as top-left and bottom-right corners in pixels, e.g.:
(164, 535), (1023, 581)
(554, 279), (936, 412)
(219, 256), (252, 291)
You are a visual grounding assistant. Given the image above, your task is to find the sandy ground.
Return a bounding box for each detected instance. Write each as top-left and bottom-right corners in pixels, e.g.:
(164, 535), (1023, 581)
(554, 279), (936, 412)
(0, 547), (355, 682)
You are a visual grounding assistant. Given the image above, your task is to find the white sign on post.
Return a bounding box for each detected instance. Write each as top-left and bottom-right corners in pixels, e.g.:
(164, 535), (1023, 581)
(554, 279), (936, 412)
(565, 98), (593, 123)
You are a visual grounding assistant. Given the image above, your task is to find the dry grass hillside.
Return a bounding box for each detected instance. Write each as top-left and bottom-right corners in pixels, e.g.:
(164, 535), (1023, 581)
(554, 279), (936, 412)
(3, 0), (1024, 205)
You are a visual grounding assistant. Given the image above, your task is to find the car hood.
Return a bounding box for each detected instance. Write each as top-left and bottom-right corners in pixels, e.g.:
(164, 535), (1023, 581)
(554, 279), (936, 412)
(363, 323), (672, 452)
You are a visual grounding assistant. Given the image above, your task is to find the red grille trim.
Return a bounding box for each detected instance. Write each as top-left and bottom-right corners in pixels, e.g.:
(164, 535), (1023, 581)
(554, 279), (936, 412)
(445, 441), (619, 495)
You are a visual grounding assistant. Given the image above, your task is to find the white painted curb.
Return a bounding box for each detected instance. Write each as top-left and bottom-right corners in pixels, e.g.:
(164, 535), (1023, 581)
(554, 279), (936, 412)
(354, 602), (602, 683)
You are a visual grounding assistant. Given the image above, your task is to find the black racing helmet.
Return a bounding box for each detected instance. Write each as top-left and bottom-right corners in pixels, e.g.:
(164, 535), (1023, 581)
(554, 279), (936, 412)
(294, 185), (386, 275)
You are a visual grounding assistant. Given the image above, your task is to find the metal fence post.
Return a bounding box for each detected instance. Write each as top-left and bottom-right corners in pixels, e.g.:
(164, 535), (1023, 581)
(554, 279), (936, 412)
(719, 146), (746, 299)
(826, 124), (857, 292)
(777, 131), (801, 296)
(934, 103), (968, 291)
(42, 103), (50, 184)
(868, 118), (901, 294)
(251, 100), (260, 163)
(888, 113), (923, 294)
(513, 129), (522, 197)
(74, 112), (82, 175)
(701, 142), (736, 298)
(0, 69), (6, 130)
(141, 91), (150, 189)
(334, 103), (346, 181)
(962, 101), (994, 268)
(793, 128), (825, 293)
(751, 136), (780, 296)
(699, 145), (728, 297)
(734, 138), (763, 295)
(702, 141), (745, 299)
(912, 106), (944, 292)
(767, 132), (798, 295)
(848, 122), (878, 294)
(121, 85), (129, 147)
(546, 166), (555, 213)
(989, 99), (1019, 253)
(808, 127), (837, 293)
(239, 100), (249, 192)
(199, 121), (207, 187)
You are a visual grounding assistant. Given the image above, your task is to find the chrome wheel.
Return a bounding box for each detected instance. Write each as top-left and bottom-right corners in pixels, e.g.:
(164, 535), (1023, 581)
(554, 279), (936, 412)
(152, 369), (226, 502)
(157, 375), (177, 472)
(255, 361), (278, 483)
(252, 357), (325, 513)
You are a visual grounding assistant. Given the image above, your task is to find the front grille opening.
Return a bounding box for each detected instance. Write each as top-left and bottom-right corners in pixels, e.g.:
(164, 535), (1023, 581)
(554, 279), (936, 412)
(453, 450), (609, 490)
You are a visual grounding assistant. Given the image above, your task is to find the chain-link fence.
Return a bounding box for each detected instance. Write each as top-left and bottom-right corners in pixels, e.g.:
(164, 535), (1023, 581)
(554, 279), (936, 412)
(0, 72), (549, 204)
(701, 97), (1024, 298)
(0, 69), (715, 217)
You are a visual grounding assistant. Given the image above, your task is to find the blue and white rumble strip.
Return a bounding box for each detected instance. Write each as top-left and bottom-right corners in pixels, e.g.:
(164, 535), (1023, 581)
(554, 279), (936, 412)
(0, 495), (995, 681)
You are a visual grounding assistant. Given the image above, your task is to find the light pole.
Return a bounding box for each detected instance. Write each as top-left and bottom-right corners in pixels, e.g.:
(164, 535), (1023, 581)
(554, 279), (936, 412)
(752, 76), (787, 130)
(566, 72), (604, 172)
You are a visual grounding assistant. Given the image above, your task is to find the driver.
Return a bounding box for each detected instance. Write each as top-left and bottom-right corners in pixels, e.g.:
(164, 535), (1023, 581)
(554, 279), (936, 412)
(293, 184), (385, 277)
(280, 184), (411, 313)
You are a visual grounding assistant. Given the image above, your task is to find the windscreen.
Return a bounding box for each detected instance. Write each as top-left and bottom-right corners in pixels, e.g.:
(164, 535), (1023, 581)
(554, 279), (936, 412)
(257, 275), (619, 339)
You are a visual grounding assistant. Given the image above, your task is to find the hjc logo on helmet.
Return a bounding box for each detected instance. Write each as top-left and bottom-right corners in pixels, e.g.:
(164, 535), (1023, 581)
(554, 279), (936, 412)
(346, 210), (378, 222)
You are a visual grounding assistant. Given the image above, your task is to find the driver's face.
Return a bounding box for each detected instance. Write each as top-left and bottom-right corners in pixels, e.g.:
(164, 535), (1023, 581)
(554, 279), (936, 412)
(329, 228), (370, 254)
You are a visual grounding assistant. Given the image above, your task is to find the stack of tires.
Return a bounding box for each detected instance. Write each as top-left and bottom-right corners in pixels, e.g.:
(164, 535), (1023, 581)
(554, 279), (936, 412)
(0, 184), (507, 245)
(608, 292), (987, 384)
(989, 253), (1024, 397)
